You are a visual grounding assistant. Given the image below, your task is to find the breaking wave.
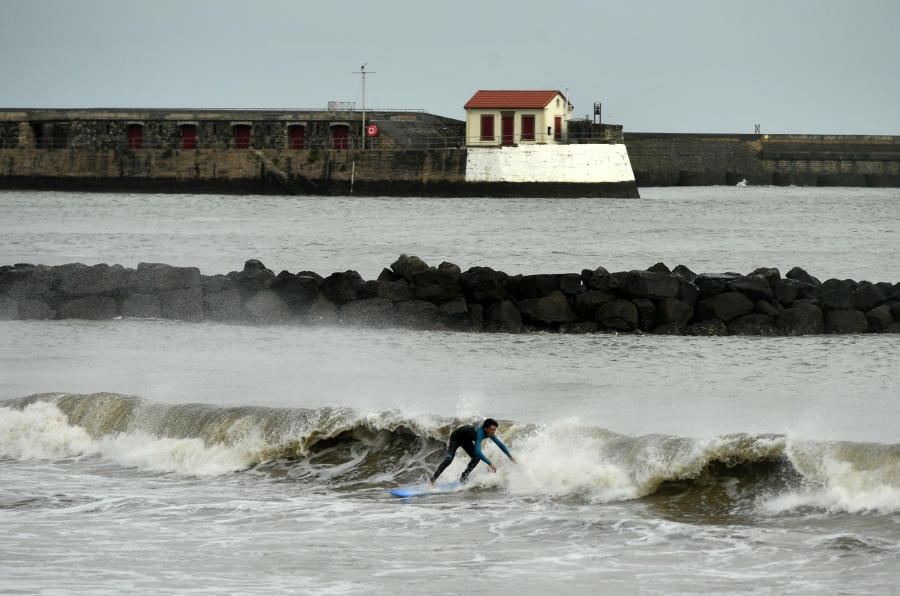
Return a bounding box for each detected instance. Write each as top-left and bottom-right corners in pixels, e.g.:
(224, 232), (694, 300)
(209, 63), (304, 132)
(2, 393), (899, 515)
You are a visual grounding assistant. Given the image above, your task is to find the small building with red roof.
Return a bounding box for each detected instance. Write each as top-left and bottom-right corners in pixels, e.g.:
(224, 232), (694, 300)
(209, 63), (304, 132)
(464, 90), (572, 147)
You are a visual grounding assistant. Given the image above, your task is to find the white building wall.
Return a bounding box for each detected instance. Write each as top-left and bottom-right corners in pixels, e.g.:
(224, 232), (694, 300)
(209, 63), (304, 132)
(465, 144), (635, 183)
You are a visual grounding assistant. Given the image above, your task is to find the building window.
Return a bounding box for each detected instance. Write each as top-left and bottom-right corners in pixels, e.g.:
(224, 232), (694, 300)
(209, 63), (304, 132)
(521, 115), (535, 141)
(480, 115), (494, 141)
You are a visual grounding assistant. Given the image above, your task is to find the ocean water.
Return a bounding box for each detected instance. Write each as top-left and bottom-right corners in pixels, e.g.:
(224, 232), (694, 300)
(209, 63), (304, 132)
(1, 187), (899, 595)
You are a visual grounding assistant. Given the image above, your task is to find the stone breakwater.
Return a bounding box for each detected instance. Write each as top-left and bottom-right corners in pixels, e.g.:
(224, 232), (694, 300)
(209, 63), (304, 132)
(1, 256), (899, 336)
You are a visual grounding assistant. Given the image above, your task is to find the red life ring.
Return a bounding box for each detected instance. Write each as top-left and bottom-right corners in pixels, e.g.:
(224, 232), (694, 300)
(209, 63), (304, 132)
(366, 125), (378, 137)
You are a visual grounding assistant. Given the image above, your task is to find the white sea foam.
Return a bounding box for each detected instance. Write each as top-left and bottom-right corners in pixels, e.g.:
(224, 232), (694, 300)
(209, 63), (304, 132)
(0, 402), (258, 475)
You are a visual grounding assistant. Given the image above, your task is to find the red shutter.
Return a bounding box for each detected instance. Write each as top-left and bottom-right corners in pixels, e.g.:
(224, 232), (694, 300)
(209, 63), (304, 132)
(181, 125), (197, 150)
(234, 125), (251, 149)
(501, 115), (514, 146)
(128, 124), (143, 149)
(522, 115), (535, 141)
(480, 115), (494, 140)
(289, 125), (305, 149)
(332, 125), (349, 149)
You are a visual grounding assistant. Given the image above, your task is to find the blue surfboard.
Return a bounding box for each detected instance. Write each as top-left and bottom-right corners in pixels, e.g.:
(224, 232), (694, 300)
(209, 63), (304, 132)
(390, 481), (462, 498)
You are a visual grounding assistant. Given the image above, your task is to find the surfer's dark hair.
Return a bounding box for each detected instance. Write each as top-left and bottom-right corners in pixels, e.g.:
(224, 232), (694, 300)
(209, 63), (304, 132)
(483, 418), (499, 428)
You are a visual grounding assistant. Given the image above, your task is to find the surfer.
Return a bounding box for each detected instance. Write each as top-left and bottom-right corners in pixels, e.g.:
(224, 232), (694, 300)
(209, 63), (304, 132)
(430, 418), (516, 485)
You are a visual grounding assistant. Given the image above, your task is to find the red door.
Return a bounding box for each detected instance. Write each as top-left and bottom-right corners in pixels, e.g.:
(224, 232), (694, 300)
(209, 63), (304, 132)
(181, 125), (197, 150)
(521, 115), (535, 141)
(234, 125), (251, 149)
(501, 115), (514, 146)
(554, 116), (562, 141)
(128, 124), (143, 149)
(332, 125), (349, 149)
(289, 125), (305, 149)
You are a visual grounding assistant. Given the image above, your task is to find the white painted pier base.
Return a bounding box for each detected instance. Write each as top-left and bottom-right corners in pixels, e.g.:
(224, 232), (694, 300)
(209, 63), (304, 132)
(465, 144), (636, 184)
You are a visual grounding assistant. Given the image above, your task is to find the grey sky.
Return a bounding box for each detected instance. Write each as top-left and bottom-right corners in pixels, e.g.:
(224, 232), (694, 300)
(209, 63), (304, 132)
(1, 0), (898, 134)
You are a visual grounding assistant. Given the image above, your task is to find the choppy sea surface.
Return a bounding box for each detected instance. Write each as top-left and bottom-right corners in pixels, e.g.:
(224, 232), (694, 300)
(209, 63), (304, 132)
(1, 187), (899, 595)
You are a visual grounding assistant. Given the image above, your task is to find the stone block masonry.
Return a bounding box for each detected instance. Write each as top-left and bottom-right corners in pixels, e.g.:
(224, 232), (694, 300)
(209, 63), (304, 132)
(3, 257), (899, 336)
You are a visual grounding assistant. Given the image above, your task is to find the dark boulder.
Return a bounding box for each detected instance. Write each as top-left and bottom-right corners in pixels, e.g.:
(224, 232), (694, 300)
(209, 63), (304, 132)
(749, 267), (781, 285)
(675, 276), (700, 308)
(657, 297), (694, 327)
(825, 310), (869, 334)
(203, 287), (244, 322)
(159, 288), (203, 321)
(413, 264), (460, 301)
(605, 271), (631, 297)
(776, 304), (824, 336)
(582, 266), (610, 290)
(0, 296), (17, 319)
(320, 271), (363, 304)
(17, 299), (55, 320)
(647, 262), (671, 273)
(226, 260), (275, 295)
(650, 323), (684, 335)
(851, 282), (887, 312)
(771, 278), (819, 306)
(786, 266), (822, 287)
(122, 294), (161, 319)
(59, 296), (118, 320)
(753, 299), (781, 319)
(632, 298), (657, 331)
(272, 271), (320, 309)
(671, 264), (697, 282)
(508, 274), (558, 300)
(727, 274), (774, 302)
(626, 270), (680, 301)
(728, 314), (780, 336)
(696, 292), (754, 323)
(820, 287), (853, 312)
(439, 297), (469, 319)
(866, 305), (895, 333)
(460, 267), (508, 304)
(390, 255), (430, 282)
(822, 278), (854, 292)
(377, 280), (414, 303)
(572, 290), (614, 322)
(376, 268), (402, 283)
(694, 273), (742, 298)
(484, 300), (524, 333)
(558, 273), (583, 296)
(597, 299), (639, 332)
(58, 263), (129, 296)
(517, 290), (578, 325)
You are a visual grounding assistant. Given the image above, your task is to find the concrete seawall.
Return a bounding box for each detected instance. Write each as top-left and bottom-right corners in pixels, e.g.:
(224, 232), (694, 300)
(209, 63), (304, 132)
(0, 147), (639, 198)
(3, 257), (898, 336)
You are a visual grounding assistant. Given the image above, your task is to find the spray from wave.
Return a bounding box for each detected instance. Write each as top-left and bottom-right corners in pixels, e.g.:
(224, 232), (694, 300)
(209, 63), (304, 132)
(2, 393), (899, 514)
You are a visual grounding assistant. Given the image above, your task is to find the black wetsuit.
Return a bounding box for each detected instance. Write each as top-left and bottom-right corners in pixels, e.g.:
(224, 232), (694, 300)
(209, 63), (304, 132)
(431, 424), (512, 483)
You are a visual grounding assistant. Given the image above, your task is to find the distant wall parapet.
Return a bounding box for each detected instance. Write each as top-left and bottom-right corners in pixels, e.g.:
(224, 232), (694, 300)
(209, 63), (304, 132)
(626, 132), (900, 187)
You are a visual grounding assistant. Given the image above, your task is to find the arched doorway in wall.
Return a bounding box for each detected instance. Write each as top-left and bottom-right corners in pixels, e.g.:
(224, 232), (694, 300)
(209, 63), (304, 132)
(180, 124), (197, 149)
(289, 125), (306, 149)
(332, 125), (349, 149)
(233, 124), (251, 149)
(127, 124), (144, 149)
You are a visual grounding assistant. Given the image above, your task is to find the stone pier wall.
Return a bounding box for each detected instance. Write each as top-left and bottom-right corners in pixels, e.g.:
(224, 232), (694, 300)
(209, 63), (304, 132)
(2, 257), (898, 336)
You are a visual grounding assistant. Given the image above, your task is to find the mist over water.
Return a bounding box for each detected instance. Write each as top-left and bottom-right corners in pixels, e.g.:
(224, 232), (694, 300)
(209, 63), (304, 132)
(1, 187), (899, 594)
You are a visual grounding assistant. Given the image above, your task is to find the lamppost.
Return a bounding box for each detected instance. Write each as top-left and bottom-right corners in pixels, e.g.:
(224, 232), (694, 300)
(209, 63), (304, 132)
(353, 64), (375, 149)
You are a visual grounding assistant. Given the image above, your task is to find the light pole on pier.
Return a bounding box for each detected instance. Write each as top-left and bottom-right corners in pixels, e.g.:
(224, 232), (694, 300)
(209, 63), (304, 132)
(353, 64), (375, 149)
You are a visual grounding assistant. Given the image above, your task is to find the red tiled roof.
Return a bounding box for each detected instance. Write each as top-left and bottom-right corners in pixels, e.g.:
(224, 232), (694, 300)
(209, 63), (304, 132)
(464, 90), (568, 109)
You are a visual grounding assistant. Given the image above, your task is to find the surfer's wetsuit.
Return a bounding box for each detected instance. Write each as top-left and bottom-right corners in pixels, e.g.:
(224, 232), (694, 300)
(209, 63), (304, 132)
(431, 425), (512, 483)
